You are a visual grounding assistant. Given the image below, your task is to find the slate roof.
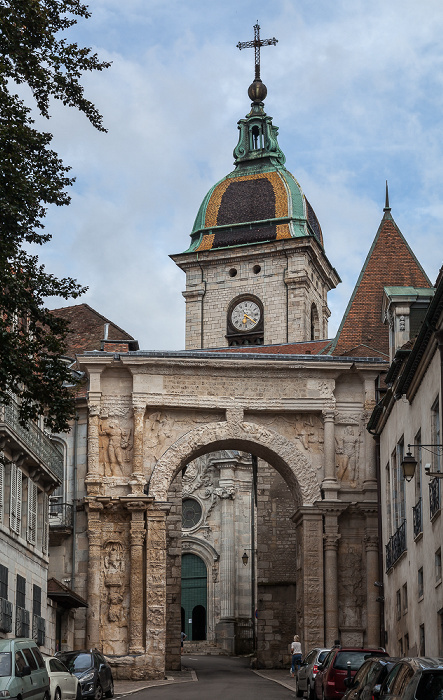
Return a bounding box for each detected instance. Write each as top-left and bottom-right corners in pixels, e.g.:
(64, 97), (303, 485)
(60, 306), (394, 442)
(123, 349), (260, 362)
(205, 339), (333, 355)
(329, 209), (431, 358)
(49, 303), (138, 359)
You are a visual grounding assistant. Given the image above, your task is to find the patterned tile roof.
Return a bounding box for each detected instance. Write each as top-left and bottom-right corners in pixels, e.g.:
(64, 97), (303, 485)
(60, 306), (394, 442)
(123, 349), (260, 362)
(329, 211), (431, 357)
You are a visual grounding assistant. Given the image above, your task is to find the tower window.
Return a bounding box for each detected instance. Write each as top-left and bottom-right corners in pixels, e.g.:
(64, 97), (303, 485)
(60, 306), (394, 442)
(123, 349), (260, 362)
(229, 268), (237, 277)
(310, 303), (320, 341)
(251, 125), (261, 150)
(253, 264), (261, 274)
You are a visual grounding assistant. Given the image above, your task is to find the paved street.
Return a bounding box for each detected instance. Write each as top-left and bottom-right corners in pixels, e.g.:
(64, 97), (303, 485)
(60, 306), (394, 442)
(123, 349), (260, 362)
(117, 656), (296, 699)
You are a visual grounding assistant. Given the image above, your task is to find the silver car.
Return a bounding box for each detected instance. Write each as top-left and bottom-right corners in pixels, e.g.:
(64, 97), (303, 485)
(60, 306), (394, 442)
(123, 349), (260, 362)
(296, 647), (330, 699)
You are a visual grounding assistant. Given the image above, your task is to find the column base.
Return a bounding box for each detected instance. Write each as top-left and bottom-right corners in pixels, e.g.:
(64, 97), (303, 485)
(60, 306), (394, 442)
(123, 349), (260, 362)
(215, 618), (236, 655)
(321, 479), (340, 499)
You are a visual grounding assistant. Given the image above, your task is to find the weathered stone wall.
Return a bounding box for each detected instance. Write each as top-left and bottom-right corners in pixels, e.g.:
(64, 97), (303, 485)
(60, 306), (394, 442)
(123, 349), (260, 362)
(256, 462), (298, 668)
(165, 476), (182, 670)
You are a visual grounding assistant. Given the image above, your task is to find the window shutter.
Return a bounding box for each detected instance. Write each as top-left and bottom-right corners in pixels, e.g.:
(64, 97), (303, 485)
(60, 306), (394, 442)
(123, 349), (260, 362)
(16, 467), (22, 534)
(10, 463), (17, 533)
(0, 458), (4, 524)
(27, 481), (37, 545)
(42, 493), (49, 554)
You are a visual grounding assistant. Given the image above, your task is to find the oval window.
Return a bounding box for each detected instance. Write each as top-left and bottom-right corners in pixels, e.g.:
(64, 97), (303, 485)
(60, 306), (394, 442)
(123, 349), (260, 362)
(182, 499), (202, 529)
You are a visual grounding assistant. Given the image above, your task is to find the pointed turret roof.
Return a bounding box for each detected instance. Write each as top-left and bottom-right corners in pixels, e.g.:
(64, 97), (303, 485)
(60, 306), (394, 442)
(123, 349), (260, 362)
(329, 195), (431, 358)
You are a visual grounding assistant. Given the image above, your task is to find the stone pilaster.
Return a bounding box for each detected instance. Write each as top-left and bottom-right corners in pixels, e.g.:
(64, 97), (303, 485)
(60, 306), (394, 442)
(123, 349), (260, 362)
(365, 533), (380, 646)
(145, 506), (168, 679)
(323, 530), (340, 646)
(127, 503), (147, 654)
(294, 510), (324, 650)
(218, 463), (236, 620)
(86, 404), (101, 495)
(322, 409), (339, 499)
(86, 502), (103, 648)
(130, 405), (146, 495)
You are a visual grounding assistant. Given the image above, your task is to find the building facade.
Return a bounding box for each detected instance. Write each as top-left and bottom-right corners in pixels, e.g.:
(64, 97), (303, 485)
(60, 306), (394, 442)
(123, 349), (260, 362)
(368, 272), (443, 657)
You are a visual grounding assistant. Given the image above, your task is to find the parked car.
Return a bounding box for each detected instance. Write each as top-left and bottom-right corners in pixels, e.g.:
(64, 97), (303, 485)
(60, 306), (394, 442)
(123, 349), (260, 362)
(342, 657), (398, 700)
(314, 647), (389, 700)
(296, 648), (331, 699)
(376, 657), (443, 699)
(56, 651), (113, 700)
(0, 638), (50, 700)
(44, 656), (80, 700)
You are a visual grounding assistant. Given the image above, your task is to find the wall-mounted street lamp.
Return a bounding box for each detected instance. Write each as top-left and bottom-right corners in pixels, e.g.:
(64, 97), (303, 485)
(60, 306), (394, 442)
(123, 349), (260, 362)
(401, 444), (443, 481)
(242, 551), (249, 566)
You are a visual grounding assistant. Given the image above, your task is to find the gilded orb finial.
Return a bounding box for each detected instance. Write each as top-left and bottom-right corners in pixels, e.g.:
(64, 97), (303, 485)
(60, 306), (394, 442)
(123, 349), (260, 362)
(237, 23), (278, 103)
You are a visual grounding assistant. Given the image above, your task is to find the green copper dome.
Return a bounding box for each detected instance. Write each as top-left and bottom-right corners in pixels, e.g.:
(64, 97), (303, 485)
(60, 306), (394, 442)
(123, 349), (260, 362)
(185, 100), (324, 253)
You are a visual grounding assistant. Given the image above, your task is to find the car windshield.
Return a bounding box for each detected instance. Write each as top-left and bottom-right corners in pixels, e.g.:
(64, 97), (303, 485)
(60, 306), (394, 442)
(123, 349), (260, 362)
(0, 653), (11, 677)
(334, 651), (384, 671)
(416, 671), (443, 700)
(318, 651), (329, 664)
(58, 653), (93, 673)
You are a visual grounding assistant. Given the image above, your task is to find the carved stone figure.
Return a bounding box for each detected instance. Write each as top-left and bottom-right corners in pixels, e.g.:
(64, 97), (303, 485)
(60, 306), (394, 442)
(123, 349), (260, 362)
(100, 420), (132, 476)
(335, 425), (361, 484)
(104, 541), (124, 577)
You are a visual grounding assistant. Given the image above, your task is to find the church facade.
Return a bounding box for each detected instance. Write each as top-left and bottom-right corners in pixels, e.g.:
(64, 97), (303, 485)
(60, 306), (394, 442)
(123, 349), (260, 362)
(49, 62), (434, 678)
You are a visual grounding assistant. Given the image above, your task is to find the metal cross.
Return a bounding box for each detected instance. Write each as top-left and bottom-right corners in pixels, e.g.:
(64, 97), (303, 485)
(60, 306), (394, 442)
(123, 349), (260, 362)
(237, 22), (278, 82)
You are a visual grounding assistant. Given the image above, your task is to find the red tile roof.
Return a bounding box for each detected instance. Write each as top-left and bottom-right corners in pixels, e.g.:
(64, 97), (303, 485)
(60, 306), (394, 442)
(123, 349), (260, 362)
(329, 213), (431, 357)
(49, 303), (137, 358)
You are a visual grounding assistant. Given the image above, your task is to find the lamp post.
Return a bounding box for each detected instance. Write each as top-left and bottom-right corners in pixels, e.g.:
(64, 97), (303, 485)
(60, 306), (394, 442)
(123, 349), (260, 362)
(401, 444), (443, 481)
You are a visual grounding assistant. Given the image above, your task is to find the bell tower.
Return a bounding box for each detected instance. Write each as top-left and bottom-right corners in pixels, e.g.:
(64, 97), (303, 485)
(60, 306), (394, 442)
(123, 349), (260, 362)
(171, 25), (340, 350)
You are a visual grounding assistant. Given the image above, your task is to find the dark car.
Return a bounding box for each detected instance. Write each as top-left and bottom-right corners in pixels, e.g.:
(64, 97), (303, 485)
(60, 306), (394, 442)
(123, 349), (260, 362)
(342, 657), (399, 700)
(315, 647), (389, 700)
(56, 651), (113, 700)
(377, 657), (443, 699)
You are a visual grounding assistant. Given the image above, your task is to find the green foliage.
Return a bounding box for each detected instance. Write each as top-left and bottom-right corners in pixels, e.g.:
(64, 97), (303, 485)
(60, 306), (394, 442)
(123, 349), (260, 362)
(0, 1), (110, 432)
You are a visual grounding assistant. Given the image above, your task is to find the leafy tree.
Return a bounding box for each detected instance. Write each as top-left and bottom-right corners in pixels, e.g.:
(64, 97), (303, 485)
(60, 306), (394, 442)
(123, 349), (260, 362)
(0, 1), (110, 431)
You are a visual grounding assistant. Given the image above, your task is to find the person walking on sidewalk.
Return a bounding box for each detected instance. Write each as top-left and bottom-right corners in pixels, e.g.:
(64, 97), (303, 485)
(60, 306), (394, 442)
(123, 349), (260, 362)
(290, 635), (302, 677)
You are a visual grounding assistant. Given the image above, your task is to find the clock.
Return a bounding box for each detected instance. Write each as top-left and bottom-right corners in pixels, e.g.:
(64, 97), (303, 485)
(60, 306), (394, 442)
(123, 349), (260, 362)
(230, 299), (261, 332)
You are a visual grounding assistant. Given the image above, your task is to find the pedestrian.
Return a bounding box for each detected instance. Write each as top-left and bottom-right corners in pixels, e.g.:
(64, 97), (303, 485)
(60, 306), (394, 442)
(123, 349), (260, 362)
(181, 630), (187, 653)
(290, 635), (302, 677)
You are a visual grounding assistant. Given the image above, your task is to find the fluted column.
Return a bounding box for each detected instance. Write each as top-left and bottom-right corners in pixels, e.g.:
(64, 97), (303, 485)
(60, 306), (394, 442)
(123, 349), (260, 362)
(324, 528), (340, 646)
(365, 533), (380, 646)
(218, 464), (236, 619)
(86, 503), (103, 648)
(322, 409), (339, 499)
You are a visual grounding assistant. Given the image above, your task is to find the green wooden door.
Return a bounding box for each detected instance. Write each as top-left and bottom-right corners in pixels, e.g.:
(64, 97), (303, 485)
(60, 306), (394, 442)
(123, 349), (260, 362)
(181, 553), (207, 641)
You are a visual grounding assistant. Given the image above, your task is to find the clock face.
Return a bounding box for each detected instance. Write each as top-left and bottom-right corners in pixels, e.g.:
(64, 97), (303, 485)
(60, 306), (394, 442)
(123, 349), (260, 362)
(231, 299), (261, 331)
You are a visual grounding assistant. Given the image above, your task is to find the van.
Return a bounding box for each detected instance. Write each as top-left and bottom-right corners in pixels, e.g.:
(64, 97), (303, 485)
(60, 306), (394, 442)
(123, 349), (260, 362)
(0, 638), (50, 700)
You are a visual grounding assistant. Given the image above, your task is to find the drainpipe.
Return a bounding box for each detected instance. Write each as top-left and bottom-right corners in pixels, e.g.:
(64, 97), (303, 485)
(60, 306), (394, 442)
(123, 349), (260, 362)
(71, 414), (79, 591)
(251, 455), (257, 652)
(374, 434), (385, 648)
(197, 254), (206, 349)
(284, 251), (289, 343)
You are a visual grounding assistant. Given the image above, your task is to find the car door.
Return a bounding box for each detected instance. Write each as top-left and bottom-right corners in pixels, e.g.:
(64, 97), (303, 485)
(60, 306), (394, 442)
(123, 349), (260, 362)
(299, 650), (315, 691)
(94, 654), (109, 693)
(315, 649), (334, 699)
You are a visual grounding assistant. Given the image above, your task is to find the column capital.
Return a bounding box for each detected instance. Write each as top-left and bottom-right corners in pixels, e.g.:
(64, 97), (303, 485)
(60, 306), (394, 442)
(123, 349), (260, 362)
(323, 532), (340, 551)
(322, 409), (336, 422)
(364, 534), (379, 552)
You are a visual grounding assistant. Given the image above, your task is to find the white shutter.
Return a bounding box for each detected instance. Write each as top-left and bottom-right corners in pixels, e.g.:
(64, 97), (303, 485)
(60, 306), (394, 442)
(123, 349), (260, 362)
(0, 458), (4, 524)
(42, 493), (49, 554)
(27, 481), (37, 545)
(9, 462), (17, 533)
(16, 467), (22, 534)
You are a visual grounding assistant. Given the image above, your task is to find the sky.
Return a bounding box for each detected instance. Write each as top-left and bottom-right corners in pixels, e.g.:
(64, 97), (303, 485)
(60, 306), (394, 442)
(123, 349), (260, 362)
(28, 0), (443, 349)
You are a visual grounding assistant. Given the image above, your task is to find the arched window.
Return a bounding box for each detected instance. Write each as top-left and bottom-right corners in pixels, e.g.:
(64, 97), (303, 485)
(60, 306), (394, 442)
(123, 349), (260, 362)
(310, 303), (320, 341)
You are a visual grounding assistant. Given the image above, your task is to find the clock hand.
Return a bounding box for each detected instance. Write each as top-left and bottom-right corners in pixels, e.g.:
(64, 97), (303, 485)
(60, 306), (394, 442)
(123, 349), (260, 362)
(243, 314), (257, 324)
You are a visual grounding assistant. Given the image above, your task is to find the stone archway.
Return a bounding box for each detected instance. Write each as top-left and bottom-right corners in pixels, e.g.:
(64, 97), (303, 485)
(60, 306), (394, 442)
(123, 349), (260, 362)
(146, 417), (324, 671)
(148, 418), (321, 505)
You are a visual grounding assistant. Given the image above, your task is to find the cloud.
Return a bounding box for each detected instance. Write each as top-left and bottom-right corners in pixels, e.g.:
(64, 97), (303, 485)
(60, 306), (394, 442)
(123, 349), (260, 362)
(28, 0), (443, 348)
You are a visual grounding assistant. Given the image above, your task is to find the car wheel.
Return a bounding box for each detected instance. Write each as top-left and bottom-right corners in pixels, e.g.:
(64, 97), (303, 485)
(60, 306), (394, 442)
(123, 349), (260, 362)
(308, 684), (316, 700)
(54, 688), (61, 700)
(75, 685), (82, 700)
(105, 680), (114, 699)
(94, 685), (103, 700)
(296, 681), (304, 697)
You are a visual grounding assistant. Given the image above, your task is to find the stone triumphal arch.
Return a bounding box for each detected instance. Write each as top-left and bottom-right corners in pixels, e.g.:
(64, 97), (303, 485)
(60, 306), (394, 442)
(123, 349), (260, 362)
(76, 352), (384, 679)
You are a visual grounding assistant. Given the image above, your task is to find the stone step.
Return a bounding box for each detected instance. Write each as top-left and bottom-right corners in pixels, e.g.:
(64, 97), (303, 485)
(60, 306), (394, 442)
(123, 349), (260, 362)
(182, 640), (228, 655)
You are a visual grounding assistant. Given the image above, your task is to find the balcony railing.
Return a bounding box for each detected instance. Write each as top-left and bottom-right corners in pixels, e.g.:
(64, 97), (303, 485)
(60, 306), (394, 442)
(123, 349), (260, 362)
(413, 497), (423, 538)
(430, 477), (441, 519)
(49, 500), (73, 529)
(386, 520), (407, 570)
(0, 400), (63, 482)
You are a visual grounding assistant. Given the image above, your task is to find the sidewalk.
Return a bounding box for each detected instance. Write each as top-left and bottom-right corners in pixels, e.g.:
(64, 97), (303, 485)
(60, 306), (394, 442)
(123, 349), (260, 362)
(114, 668), (197, 696)
(253, 668), (297, 693)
